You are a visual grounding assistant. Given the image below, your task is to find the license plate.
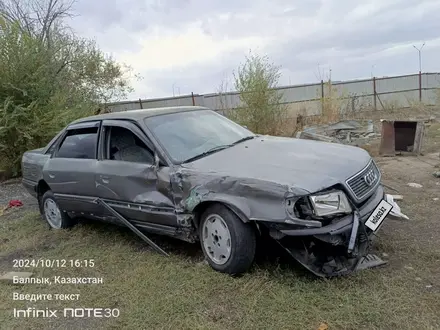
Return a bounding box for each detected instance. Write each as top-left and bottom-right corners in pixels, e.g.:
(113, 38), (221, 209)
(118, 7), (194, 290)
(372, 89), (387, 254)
(365, 200), (393, 231)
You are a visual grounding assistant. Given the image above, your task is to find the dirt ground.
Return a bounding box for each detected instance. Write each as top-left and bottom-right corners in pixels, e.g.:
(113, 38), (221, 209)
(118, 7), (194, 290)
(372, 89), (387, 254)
(0, 116), (439, 330)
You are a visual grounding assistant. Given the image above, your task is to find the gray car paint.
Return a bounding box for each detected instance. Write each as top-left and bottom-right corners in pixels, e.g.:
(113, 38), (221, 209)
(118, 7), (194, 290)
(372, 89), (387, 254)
(168, 134), (372, 226)
(22, 106), (377, 236)
(183, 135), (371, 195)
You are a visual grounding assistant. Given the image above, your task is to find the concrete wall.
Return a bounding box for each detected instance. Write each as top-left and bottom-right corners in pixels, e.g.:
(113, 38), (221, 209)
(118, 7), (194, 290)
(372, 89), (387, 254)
(106, 73), (440, 116)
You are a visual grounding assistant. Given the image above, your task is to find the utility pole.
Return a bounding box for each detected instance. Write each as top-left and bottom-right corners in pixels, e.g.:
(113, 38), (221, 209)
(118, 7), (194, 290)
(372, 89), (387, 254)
(413, 42), (425, 72)
(413, 42), (425, 102)
(172, 83), (180, 96)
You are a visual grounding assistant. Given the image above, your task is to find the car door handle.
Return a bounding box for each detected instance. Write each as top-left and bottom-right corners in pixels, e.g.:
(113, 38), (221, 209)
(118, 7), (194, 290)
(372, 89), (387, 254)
(48, 173), (55, 179)
(100, 175), (110, 184)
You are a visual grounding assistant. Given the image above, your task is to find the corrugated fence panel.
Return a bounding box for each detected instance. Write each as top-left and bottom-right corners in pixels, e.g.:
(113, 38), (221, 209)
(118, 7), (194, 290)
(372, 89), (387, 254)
(280, 83), (321, 102)
(423, 89), (438, 105)
(376, 74), (418, 93)
(424, 73), (440, 89)
(142, 96), (194, 108)
(377, 90), (419, 107)
(108, 102), (142, 112)
(203, 92), (242, 110)
(106, 73), (440, 113)
(334, 79), (374, 96)
(340, 95), (375, 113)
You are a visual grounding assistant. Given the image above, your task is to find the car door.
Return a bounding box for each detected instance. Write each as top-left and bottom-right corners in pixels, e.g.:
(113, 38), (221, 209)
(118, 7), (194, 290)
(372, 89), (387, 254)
(95, 119), (177, 227)
(43, 121), (102, 216)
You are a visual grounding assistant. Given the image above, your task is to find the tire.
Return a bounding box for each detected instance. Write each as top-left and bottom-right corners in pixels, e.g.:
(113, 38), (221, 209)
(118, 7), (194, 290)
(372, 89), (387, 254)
(199, 204), (256, 274)
(40, 191), (76, 229)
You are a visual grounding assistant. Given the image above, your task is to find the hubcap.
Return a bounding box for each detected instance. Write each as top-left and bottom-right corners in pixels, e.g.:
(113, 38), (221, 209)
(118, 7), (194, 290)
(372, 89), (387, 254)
(202, 214), (232, 265)
(44, 198), (62, 228)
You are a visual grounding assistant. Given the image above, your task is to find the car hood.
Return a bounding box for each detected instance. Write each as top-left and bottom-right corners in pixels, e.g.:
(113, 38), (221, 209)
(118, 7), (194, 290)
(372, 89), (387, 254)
(181, 135), (371, 194)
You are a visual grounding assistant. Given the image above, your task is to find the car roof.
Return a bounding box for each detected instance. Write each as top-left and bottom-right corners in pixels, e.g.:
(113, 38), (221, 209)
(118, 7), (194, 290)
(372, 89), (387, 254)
(70, 106), (210, 125)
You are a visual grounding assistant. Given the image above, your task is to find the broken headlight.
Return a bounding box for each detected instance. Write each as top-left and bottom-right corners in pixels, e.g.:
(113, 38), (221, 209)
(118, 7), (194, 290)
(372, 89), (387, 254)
(309, 191), (352, 217)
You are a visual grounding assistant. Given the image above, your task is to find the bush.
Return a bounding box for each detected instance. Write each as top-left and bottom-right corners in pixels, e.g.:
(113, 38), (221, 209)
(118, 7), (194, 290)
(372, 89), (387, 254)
(229, 51), (287, 135)
(0, 1), (134, 177)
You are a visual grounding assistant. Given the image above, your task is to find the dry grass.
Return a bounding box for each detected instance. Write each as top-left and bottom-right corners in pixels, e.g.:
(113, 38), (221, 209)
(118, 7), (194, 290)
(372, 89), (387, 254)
(1, 96), (440, 329)
(1, 152), (440, 330)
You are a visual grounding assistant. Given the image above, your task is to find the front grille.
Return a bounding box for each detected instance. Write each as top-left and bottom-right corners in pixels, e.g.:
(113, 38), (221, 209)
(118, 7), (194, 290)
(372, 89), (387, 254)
(346, 160), (381, 201)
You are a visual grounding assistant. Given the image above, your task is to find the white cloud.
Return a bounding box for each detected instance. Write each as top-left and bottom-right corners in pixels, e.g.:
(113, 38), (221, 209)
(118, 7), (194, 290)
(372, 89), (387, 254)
(69, 0), (440, 99)
(117, 22), (268, 71)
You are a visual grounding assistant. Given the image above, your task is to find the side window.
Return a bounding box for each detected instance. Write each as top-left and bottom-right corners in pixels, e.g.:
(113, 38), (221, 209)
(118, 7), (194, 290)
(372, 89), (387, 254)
(106, 126), (154, 164)
(55, 127), (98, 159)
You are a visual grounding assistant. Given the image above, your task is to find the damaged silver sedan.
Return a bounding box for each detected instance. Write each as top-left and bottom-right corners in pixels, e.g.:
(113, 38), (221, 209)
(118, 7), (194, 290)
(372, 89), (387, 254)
(21, 106), (406, 277)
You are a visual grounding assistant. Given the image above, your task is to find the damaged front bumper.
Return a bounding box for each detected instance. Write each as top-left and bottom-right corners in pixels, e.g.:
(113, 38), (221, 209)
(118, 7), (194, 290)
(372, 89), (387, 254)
(265, 185), (407, 277)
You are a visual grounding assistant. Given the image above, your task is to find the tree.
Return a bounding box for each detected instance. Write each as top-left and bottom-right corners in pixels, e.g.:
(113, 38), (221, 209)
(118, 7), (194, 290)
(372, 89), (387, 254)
(231, 51), (287, 135)
(0, 0), (137, 176)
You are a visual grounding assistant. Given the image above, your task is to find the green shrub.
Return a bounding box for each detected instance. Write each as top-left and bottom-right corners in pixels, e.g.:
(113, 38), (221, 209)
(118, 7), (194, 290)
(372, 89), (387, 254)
(228, 51), (287, 135)
(0, 1), (134, 177)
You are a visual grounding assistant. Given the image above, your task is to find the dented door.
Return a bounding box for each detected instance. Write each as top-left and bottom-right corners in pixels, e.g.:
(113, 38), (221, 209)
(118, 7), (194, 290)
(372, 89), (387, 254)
(95, 120), (177, 227)
(95, 160), (177, 226)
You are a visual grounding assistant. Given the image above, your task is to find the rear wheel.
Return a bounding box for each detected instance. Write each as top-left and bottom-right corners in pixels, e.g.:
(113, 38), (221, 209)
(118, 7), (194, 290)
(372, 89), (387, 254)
(41, 191), (76, 229)
(199, 204), (256, 274)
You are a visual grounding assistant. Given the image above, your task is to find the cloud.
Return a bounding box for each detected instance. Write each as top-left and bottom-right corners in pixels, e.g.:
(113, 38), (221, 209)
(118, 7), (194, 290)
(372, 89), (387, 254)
(69, 0), (440, 99)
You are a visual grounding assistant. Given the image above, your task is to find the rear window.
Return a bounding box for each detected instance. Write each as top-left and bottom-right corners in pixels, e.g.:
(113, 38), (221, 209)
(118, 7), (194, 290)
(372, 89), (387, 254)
(55, 127), (98, 159)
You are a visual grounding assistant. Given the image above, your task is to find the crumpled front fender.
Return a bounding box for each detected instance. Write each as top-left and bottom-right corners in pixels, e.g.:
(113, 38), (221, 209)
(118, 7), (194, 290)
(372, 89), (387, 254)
(172, 169), (310, 223)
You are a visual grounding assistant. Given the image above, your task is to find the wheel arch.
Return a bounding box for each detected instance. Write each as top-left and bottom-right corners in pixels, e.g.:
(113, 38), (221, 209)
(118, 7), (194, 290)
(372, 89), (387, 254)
(37, 179), (51, 198)
(191, 199), (250, 229)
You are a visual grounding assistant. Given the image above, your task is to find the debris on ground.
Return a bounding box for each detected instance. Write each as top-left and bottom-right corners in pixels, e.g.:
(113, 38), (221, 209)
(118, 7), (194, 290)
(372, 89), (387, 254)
(8, 199), (23, 207)
(0, 205), (7, 217)
(407, 183), (423, 188)
(0, 199), (23, 216)
(385, 194), (409, 220)
(433, 171), (440, 178)
(296, 120), (380, 146)
(317, 322), (329, 330)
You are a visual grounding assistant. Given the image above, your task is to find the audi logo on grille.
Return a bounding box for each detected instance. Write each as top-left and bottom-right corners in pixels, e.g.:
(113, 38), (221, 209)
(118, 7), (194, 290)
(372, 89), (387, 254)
(363, 169), (378, 186)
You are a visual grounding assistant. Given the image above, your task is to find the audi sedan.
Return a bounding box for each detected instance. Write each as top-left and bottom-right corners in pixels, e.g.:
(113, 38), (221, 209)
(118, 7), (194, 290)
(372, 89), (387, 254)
(21, 106), (402, 277)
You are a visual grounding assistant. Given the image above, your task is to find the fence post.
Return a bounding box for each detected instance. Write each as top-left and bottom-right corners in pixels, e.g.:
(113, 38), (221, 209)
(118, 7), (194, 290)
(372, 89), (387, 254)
(321, 80), (324, 113)
(191, 92), (195, 106)
(373, 77), (377, 110)
(418, 71), (422, 102)
(139, 98), (143, 109)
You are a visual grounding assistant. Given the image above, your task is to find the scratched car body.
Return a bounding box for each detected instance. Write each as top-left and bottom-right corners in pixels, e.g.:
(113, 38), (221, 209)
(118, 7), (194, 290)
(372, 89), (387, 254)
(21, 106), (401, 277)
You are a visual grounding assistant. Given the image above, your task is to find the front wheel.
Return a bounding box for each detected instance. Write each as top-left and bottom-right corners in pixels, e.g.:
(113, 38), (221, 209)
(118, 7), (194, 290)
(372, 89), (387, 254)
(199, 204), (256, 274)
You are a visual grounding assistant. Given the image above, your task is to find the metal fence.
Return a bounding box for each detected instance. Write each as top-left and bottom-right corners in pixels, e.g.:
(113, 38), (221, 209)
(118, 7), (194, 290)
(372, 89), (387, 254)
(106, 72), (440, 117)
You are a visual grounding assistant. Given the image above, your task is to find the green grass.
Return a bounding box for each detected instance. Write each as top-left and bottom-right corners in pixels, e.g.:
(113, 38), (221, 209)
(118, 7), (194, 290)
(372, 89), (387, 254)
(1, 211), (439, 330)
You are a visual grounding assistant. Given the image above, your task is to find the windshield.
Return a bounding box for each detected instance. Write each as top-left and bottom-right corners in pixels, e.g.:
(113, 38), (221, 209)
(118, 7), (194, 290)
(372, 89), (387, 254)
(144, 109), (254, 163)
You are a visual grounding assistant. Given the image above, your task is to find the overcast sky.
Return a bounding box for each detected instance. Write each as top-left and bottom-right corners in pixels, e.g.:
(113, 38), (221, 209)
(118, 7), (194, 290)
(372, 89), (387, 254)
(69, 0), (440, 100)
